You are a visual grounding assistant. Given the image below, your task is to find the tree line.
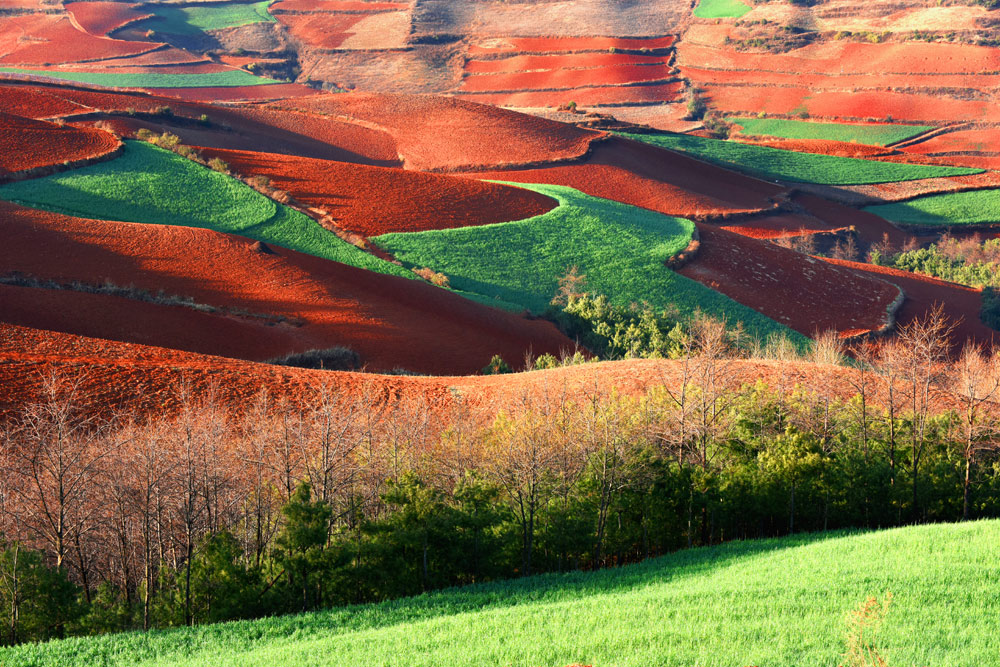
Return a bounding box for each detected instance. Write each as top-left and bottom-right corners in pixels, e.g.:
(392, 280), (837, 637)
(2, 311), (1000, 645)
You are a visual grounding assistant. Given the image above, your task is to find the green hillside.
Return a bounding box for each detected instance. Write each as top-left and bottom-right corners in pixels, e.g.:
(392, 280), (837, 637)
(865, 189), (1000, 227)
(621, 131), (981, 185)
(375, 182), (805, 344)
(0, 141), (413, 279)
(5, 521), (998, 666)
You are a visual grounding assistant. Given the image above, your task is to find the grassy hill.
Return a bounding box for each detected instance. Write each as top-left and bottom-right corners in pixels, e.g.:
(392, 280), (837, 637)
(375, 182), (804, 344)
(4, 521), (998, 666)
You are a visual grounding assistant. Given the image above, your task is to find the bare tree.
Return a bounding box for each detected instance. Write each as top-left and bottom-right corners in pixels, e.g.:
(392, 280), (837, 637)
(951, 343), (1000, 520)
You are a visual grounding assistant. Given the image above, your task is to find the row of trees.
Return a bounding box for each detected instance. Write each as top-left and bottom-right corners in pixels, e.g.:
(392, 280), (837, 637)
(2, 313), (1000, 645)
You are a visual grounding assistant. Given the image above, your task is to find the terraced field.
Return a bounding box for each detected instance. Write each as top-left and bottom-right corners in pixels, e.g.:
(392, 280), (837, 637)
(727, 117), (932, 146)
(0, 67), (278, 88)
(865, 189), (1000, 227)
(132, 0), (276, 37)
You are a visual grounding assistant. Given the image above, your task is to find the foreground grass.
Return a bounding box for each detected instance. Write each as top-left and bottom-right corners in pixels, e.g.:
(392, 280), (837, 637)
(0, 141), (412, 279)
(0, 68), (277, 88)
(375, 183), (805, 344)
(727, 117), (932, 146)
(137, 0), (275, 36)
(5, 522), (999, 666)
(865, 189), (1000, 227)
(693, 0), (752, 19)
(621, 131), (980, 185)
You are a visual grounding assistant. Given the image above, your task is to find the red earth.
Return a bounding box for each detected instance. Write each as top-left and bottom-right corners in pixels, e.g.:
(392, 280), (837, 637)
(0, 201), (574, 375)
(465, 52), (671, 74)
(0, 111), (119, 175)
(196, 147), (559, 236)
(0, 14), (159, 65)
(274, 91), (603, 171)
(679, 225), (901, 339)
(457, 81), (684, 108)
(679, 65), (1000, 92)
(145, 83), (318, 102)
(901, 127), (1000, 159)
(731, 136), (896, 158)
(271, 0), (407, 11)
(791, 193), (910, 247)
(273, 13), (368, 49)
(720, 213), (845, 240)
(0, 84), (88, 117)
(64, 1), (152, 37)
(826, 259), (998, 354)
(458, 63), (675, 93)
(468, 36), (676, 55)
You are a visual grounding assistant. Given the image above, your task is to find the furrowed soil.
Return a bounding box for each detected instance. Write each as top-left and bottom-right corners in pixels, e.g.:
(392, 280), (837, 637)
(64, 1), (153, 36)
(0, 111), (119, 175)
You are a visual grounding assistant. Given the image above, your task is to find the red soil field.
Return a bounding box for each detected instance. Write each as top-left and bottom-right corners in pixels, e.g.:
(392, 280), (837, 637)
(60, 62), (233, 76)
(144, 83), (318, 102)
(456, 81), (683, 108)
(0, 15), (160, 65)
(0, 284), (303, 361)
(731, 137), (895, 158)
(720, 213), (845, 240)
(791, 193), (910, 247)
(196, 147), (558, 236)
(0, 201), (574, 375)
(100, 47), (208, 67)
(275, 91), (602, 171)
(271, 0), (407, 12)
(902, 127), (1000, 155)
(463, 135), (784, 218)
(65, 2), (152, 37)
(458, 63), (675, 93)
(908, 155), (1000, 170)
(0, 84), (87, 117)
(465, 53), (670, 75)
(468, 36), (675, 55)
(826, 259), (998, 354)
(0, 111), (119, 175)
(679, 225), (901, 339)
(680, 65), (1000, 92)
(274, 13), (367, 49)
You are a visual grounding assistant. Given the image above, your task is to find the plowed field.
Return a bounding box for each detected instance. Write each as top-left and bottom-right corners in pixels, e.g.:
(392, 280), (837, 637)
(459, 63), (675, 93)
(467, 36), (675, 55)
(274, 12), (367, 49)
(196, 147), (558, 236)
(0, 14), (159, 65)
(464, 53), (670, 74)
(65, 2), (152, 36)
(0, 112), (119, 175)
(0, 85), (87, 118)
(456, 81), (683, 108)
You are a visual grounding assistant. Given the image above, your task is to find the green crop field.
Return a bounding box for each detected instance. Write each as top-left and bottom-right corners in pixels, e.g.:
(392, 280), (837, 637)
(0, 141), (412, 279)
(4, 521), (998, 666)
(0, 67), (277, 88)
(375, 183), (805, 344)
(693, 0), (752, 19)
(865, 189), (1000, 227)
(620, 132), (981, 185)
(136, 0), (276, 37)
(727, 117), (932, 146)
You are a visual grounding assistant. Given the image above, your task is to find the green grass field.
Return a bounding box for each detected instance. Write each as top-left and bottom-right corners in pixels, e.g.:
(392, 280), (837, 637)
(0, 68), (278, 88)
(727, 117), (932, 146)
(5, 521), (998, 667)
(375, 183), (805, 344)
(865, 189), (1000, 227)
(0, 141), (412, 279)
(620, 131), (981, 185)
(693, 0), (752, 19)
(136, 0), (276, 37)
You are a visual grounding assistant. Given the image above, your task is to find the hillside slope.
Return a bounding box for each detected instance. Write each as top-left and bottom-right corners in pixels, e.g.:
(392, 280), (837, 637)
(4, 521), (998, 666)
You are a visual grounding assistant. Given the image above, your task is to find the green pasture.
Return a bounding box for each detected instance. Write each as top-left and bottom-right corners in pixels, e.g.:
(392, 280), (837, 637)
(866, 189), (1000, 227)
(693, 0), (752, 19)
(135, 0), (276, 37)
(0, 67), (278, 88)
(727, 117), (932, 146)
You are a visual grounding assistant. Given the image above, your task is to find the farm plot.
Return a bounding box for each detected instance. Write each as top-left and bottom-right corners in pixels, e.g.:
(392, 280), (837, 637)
(7, 522), (999, 667)
(864, 190), (1000, 227)
(273, 12), (368, 49)
(694, 0), (751, 19)
(64, 2), (153, 37)
(727, 117), (931, 146)
(467, 36), (676, 55)
(375, 183), (802, 343)
(458, 62), (676, 93)
(0, 141), (413, 279)
(197, 147), (558, 236)
(620, 132), (981, 185)
(0, 85), (87, 118)
(0, 67), (279, 88)
(465, 52), (671, 75)
(132, 0), (276, 37)
(0, 112), (119, 175)
(0, 14), (159, 65)
(457, 82), (683, 109)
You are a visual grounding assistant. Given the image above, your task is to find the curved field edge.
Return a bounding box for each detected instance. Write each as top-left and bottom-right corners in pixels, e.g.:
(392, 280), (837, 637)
(619, 132), (982, 185)
(726, 117), (933, 147)
(5, 521), (998, 666)
(864, 189), (1000, 227)
(0, 141), (413, 280)
(374, 182), (808, 346)
(0, 68), (278, 88)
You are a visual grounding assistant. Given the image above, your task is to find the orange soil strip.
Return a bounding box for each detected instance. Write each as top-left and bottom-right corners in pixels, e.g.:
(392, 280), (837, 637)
(678, 225), (900, 338)
(197, 147), (559, 236)
(720, 213), (843, 240)
(0, 15), (160, 65)
(0, 84), (87, 117)
(55, 62), (233, 75)
(791, 193), (910, 247)
(0, 201), (574, 375)
(465, 52), (670, 74)
(732, 137), (895, 158)
(0, 111), (118, 174)
(274, 91), (602, 171)
(826, 259), (998, 353)
(271, 0), (407, 12)
(902, 127), (1000, 154)
(680, 65), (1000, 91)
(459, 63), (675, 93)
(468, 36), (676, 55)
(98, 47), (207, 67)
(274, 13), (366, 49)
(144, 83), (318, 102)
(462, 135), (784, 217)
(456, 81), (683, 108)
(65, 2), (152, 36)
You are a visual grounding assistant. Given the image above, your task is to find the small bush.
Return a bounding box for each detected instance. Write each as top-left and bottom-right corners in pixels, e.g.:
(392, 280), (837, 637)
(482, 355), (513, 375)
(413, 267), (449, 288)
(207, 157), (229, 174)
(268, 347), (361, 371)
